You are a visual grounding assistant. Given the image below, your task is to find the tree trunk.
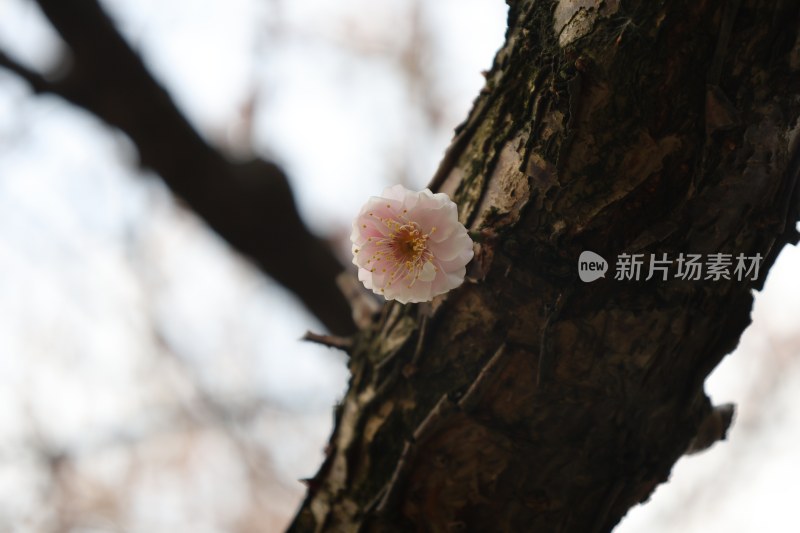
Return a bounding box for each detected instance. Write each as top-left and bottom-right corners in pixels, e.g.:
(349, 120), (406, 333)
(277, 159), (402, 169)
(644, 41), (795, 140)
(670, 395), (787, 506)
(290, 0), (800, 531)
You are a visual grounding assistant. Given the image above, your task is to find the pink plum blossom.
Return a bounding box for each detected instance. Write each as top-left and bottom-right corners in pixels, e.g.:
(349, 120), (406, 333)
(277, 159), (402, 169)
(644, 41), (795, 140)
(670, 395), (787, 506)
(350, 184), (474, 303)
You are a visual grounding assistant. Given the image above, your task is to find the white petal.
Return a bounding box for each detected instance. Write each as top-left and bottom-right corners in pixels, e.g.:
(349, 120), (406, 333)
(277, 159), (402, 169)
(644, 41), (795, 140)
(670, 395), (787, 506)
(419, 261), (436, 282)
(430, 232), (473, 262)
(381, 184), (411, 201)
(358, 268), (374, 289)
(397, 280), (433, 303)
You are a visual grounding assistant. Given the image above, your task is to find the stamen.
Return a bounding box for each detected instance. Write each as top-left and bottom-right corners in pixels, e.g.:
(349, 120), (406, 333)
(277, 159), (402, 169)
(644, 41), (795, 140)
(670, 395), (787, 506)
(367, 220), (440, 292)
(351, 185), (474, 303)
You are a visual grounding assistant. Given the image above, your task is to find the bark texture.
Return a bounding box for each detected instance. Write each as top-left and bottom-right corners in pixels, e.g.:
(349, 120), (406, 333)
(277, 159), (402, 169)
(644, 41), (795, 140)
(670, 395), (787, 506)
(291, 0), (800, 531)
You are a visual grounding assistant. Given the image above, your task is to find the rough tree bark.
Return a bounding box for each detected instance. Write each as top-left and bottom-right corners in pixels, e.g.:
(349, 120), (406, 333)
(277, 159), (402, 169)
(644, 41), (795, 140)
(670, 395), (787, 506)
(291, 1), (799, 531)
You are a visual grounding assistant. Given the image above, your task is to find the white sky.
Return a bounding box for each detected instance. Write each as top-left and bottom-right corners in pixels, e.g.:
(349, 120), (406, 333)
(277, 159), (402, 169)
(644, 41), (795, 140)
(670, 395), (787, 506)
(0, 0), (798, 531)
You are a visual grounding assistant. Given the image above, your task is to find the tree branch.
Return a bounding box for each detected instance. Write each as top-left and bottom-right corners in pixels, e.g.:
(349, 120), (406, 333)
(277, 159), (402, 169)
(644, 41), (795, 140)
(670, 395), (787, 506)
(0, 0), (356, 334)
(0, 51), (55, 94)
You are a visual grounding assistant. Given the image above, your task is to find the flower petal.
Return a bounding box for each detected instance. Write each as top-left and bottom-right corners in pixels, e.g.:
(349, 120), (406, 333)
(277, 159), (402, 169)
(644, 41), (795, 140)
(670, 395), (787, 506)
(429, 232), (473, 262)
(351, 184), (473, 303)
(419, 261), (436, 282)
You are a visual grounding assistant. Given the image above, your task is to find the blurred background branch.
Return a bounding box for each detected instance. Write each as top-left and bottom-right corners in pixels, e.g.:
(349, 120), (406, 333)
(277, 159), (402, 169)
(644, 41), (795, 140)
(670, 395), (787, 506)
(0, 0), (356, 335)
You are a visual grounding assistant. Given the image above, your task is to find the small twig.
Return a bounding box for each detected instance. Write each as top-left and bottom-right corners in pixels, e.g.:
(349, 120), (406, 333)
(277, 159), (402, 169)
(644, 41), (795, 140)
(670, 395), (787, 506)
(336, 271), (381, 330)
(0, 51), (58, 95)
(458, 343), (509, 411)
(375, 342), (507, 516)
(375, 301), (399, 336)
(401, 314), (429, 377)
(363, 483), (387, 511)
(374, 324), (417, 377)
(708, 0), (742, 86)
(302, 331), (353, 352)
(686, 403), (735, 454)
(376, 393), (457, 514)
(538, 292), (566, 386)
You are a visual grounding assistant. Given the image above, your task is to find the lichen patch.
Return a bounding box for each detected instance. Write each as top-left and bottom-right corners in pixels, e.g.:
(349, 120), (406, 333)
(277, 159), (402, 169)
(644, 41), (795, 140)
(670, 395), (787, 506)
(554, 0), (620, 47)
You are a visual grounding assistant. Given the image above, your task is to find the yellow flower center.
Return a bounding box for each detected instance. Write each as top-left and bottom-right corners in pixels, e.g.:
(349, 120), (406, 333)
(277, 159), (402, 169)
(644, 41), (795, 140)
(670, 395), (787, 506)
(391, 224), (429, 265)
(366, 215), (437, 290)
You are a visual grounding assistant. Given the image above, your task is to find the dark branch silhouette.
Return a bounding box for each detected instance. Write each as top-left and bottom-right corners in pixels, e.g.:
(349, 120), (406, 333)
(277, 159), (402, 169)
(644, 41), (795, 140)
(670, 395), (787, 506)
(0, 0), (356, 335)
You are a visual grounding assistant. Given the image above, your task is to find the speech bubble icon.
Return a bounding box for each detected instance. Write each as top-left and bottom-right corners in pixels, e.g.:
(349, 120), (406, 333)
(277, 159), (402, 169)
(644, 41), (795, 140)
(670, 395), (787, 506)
(578, 251), (608, 282)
